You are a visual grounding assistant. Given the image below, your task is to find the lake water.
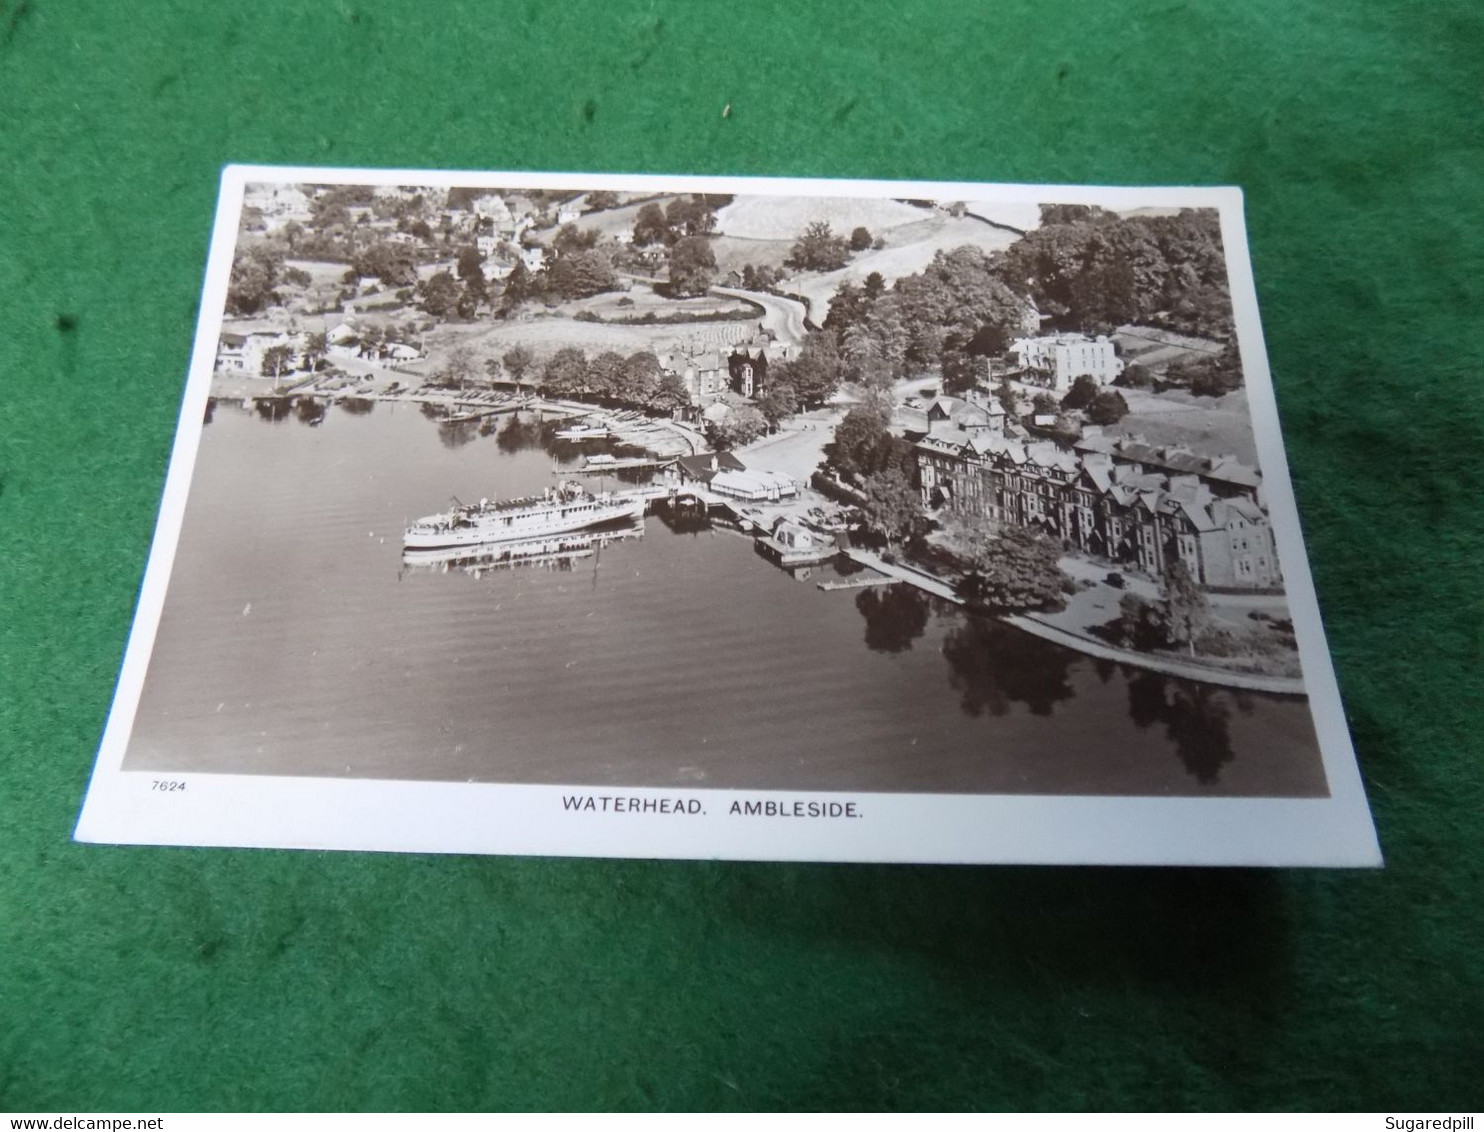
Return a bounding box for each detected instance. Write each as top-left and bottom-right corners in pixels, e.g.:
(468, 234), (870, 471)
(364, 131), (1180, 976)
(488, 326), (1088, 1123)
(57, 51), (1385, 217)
(124, 399), (1329, 797)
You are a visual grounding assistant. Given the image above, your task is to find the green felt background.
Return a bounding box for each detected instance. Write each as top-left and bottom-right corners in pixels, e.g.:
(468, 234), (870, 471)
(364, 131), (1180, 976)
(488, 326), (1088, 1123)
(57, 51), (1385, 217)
(2, 0), (1481, 1112)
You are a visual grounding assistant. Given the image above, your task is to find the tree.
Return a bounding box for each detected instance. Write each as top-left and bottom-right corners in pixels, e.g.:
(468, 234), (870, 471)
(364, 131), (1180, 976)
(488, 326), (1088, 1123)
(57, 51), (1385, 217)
(705, 406), (767, 450)
(418, 271), (461, 318)
(849, 225), (873, 252)
(303, 331), (328, 373)
(1031, 392), (1059, 415)
(863, 271), (886, 300)
(1060, 374), (1100, 411)
(443, 344), (477, 391)
(825, 403), (904, 483)
(502, 345), (535, 386)
(824, 281), (872, 336)
(650, 371), (692, 415)
(859, 465), (925, 547)
(456, 246), (486, 283)
(1085, 389), (1130, 425)
(1115, 592), (1166, 651)
(500, 260), (541, 308)
(772, 331), (842, 407)
(632, 202), (670, 247)
(541, 347), (589, 399)
(1158, 558), (1211, 657)
(938, 331), (979, 396)
(586, 351), (627, 400)
(842, 323), (893, 388)
(787, 221), (850, 272)
(260, 343), (296, 387)
(553, 223), (600, 255)
(1174, 346), (1244, 397)
(545, 249), (618, 300)
(456, 279), (484, 319)
(955, 526), (1065, 613)
(587, 190), (620, 212)
(226, 246), (287, 315)
(1116, 361), (1156, 389)
(754, 382), (799, 427)
(996, 375), (1020, 416)
(351, 241), (418, 286)
(667, 235), (717, 297)
(622, 350), (664, 403)
(665, 196), (718, 238)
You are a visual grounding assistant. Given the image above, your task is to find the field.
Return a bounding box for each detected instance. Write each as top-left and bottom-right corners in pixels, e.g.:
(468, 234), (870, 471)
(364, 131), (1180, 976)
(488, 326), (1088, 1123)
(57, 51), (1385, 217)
(553, 282), (753, 320)
(788, 213), (1024, 322)
(1112, 325), (1225, 371)
(1100, 386), (1259, 464)
(714, 195), (932, 240)
(415, 312), (757, 372)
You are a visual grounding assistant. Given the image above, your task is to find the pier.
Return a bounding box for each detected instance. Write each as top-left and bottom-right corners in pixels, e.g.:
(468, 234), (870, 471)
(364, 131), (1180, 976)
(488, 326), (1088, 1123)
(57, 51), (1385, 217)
(557, 457), (679, 475)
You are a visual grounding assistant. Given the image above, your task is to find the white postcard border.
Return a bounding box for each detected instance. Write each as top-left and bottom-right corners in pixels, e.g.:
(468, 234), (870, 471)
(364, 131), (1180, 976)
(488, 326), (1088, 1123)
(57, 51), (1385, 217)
(74, 164), (1381, 867)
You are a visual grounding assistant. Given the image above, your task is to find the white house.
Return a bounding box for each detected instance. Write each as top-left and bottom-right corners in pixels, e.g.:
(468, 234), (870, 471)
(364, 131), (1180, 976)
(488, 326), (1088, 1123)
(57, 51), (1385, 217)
(520, 245), (547, 272)
(216, 329), (296, 375)
(1009, 333), (1123, 392)
(243, 185), (312, 230)
(556, 198), (584, 224)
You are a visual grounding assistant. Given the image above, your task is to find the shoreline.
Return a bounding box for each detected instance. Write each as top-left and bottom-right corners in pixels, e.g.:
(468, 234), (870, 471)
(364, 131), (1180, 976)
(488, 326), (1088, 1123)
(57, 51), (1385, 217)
(213, 374), (1303, 696)
(841, 548), (1307, 696)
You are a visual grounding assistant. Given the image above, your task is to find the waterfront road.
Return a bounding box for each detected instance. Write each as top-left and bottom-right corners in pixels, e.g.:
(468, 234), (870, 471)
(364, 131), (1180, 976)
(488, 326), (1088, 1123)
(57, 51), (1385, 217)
(712, 286), (809, 347)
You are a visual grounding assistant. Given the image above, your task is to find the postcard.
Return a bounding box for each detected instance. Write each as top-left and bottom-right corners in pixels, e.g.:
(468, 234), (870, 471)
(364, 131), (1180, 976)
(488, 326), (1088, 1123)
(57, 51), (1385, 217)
(74, 165), (1380, 865)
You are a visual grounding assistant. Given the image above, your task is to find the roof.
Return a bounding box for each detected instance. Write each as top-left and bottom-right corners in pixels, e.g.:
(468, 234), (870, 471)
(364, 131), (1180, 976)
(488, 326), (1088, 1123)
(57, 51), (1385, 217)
(712, 468), (795, 495)
(675, 451), (746, 480)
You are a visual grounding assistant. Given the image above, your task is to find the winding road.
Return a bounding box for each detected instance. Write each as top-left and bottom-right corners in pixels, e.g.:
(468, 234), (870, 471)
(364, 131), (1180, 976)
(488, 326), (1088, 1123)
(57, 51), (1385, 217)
(711, 286), (810, 348)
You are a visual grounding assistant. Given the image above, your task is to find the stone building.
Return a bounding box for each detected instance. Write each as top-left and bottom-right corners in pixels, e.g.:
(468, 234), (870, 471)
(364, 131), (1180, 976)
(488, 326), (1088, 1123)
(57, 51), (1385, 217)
(916, 431), (1279, 590)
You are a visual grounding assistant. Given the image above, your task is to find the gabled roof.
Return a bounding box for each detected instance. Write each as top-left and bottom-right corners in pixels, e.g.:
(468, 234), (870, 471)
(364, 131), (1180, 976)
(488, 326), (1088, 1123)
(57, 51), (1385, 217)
(1206, 455), (1262, 487)
(676, 451), (746, 480)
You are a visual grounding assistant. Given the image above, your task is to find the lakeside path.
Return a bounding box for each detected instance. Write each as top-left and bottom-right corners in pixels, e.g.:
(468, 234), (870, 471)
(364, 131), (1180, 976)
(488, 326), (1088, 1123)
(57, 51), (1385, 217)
(841, 548), (1308, 697)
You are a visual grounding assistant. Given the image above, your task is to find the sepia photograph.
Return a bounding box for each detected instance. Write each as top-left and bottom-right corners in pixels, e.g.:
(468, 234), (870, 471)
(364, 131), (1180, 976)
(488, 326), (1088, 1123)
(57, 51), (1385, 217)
(75, 167), (1379, 865)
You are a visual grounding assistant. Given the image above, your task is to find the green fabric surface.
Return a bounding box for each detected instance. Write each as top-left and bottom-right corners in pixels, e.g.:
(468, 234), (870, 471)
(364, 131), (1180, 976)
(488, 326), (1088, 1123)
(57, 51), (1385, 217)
(2, 0), (1481, 1112)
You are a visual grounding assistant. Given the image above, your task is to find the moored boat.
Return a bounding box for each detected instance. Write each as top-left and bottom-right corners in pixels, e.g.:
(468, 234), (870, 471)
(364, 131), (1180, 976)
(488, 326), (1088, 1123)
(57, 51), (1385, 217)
(403, 482), (646, 550)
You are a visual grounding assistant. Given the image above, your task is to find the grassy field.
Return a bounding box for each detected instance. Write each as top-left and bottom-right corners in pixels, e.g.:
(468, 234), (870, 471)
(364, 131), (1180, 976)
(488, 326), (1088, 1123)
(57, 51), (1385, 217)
(1112, 325), (1226, 371)
(707, 234), (797, 280)
(528, 194), (676, 246)
(788, 213), (1023, 322)
(1101, 386), (1259, 464)
(554, 282), (753, 320)
(416, 311), (758, 372)
(714, 195), (931, 240)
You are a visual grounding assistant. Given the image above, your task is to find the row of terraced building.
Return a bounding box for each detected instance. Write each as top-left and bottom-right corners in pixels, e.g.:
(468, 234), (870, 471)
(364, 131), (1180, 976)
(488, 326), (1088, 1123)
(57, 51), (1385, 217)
(915, 418), (1281, 591)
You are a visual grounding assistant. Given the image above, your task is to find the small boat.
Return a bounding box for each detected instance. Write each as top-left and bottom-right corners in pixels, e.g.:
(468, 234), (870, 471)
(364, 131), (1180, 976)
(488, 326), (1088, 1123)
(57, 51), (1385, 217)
(554, 421), (611, 440)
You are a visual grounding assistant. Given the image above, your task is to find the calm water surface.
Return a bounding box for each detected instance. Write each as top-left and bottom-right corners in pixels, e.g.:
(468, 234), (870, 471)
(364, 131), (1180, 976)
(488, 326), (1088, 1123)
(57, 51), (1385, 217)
(125, 400), (1328, 797)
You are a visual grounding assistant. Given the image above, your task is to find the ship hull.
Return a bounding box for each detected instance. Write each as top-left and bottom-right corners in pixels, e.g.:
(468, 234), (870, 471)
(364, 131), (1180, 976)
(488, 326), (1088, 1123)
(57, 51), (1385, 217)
(403, 496), (646, 550)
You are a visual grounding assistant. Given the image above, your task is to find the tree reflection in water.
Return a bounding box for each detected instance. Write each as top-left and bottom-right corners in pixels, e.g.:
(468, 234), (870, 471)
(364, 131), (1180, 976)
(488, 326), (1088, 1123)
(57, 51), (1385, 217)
(437, 420), (478, 449)
(854, 584), (930, 654)
(295, 397), (327, 426)
(495, 413), (545, 454)
(338, 397), (376, 416)
(254, 397), (293, 423)
(940, 615), (1077, 717)
(1126, 671), (1250, 785)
